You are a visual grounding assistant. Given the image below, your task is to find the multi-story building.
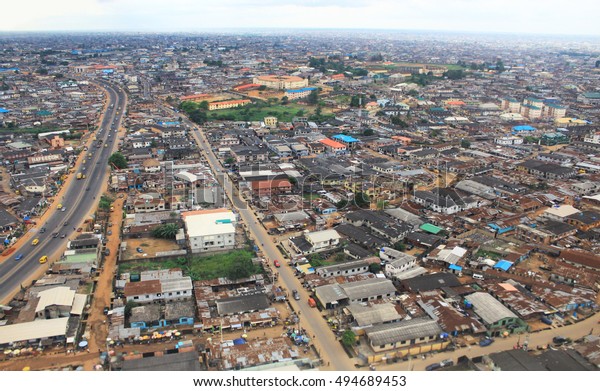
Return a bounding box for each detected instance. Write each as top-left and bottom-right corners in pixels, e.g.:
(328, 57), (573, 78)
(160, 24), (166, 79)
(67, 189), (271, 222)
(253, 75), (308, 90)
(284, 87), (317, 100)
(182, 209), (236, 253)
(208, 99), (251, 111)
(500, 97), (521, 113)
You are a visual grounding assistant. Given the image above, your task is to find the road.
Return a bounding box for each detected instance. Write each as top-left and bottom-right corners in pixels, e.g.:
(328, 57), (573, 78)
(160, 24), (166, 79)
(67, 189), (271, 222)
(179, 118), (355, 371)
(0, 80), (127, 304)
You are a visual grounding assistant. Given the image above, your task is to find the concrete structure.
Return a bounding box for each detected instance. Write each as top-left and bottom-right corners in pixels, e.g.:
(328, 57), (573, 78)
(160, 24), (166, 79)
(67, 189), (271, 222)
(253, 75), (308, 90)
(208, 99), (251, 111)
(182, 209), (236, 253)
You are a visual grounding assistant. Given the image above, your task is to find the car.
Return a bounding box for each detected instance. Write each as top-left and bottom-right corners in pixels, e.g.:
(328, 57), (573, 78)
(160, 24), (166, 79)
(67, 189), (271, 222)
(15, 253), (24, 261)
(63, 221), (69, 226)
(273, 259), (281, 268)
(103, 249), (110, 256)
(52, 232), (60, 238)
(107, 230), (112, 235)
(292, 289), (300, 300)
(39, 255), (48, 264)
(31, 238), (39, 246)
(40, 227), (46, 233)
(118, 194), (124, 198)
(60, 234), (66, 239)
(440, 359), (454, 367)
(479, 337), (495, 347)
(61, 207), (66, 212)
(103, 307), (110, 315)
(136, 247), (143, 253)
(425, 363), (441, 371)
(108, 223), (113, 227)
(76, 227), (83, 232)
(86, 187), (90, 191)
(553, 336), (570, 345)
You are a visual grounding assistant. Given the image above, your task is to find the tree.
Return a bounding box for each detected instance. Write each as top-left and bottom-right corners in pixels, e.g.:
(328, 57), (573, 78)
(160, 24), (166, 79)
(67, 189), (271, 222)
(460, 139), (471, 149)
(198, 100), (209, 110)
(368, 263), (382, 274)
(334, 252), (346, 263)
(108, 152), (127, 169)
(36, 68), (48, 75)
(98, 195), (113, 212)
(443, 69), (465, 80)
(125, 300), (141, 318)
(281, 96), (289, 105)
(391, 116), (408, 128)
(496, 60), (506, 73)
(407, 89), (419, 97)
(363, 128), (375, 136)
(341, 330), (357, 348)
(335, 199), (349, 209)
(188, 109), (207, 125)
(354, 192), (370, 208)
(307, 89), (319, 105)
(258, 85), (267, 91)
(152, 223), (179, 239)
(224, 157), (235, 165)
(393, 241), (406, 251)
(225, 255), (255, 280)
(369, 53), (384, 62)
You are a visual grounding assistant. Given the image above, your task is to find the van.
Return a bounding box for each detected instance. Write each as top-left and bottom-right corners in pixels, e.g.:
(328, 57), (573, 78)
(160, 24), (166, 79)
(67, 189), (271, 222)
(31, 238), (39, 246)
(473, 273), (484, 280)
(39, 255), (48, 264)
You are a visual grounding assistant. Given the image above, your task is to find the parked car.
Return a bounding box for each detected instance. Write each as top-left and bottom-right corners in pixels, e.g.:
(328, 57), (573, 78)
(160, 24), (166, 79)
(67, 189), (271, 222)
(553, 336), (570, 345)
(273, 259), (281, 268)
(426, 363), (441, 371)
(60, 234), (66, 239)
(292, 289), (300, 300)
(440, 359), (454, 367)
(15, 253), (24, 261)
(107, 230), (112, 235)
(76, 227), (83, 232)
(479, 337), (495, 347)
(103, 307), (110, 315)
(39, 227), (46, 233)
(136, 247), (143, 253)
(61, 207), (66, 212)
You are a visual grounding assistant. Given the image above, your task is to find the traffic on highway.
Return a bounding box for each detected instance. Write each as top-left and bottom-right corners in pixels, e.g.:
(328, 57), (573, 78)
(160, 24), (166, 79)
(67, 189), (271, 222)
(0, 81), (127, 303)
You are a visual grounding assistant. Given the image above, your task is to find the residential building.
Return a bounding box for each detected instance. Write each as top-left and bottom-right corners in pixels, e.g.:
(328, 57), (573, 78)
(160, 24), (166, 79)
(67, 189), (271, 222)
(182, 209), (236, 253)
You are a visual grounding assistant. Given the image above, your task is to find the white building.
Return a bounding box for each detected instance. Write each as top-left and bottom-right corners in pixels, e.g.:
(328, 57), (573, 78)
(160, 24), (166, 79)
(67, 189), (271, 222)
(495, 136), (523, 145)
(182, 208), (237, 253)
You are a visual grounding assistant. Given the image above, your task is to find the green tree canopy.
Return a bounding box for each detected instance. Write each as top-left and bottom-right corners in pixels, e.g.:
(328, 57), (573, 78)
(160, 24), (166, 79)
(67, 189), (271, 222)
(152, 223), (179, 239)
(108, 152), (127, 169)
(341, 330), (357, 348)
(460, 139), (471, 149)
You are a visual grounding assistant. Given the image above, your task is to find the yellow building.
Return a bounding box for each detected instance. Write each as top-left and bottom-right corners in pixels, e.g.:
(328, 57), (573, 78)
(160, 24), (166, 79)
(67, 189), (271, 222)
(264, 116), (278, 127)
(208, 99), (251, 111)
(253, 75), (308, 90)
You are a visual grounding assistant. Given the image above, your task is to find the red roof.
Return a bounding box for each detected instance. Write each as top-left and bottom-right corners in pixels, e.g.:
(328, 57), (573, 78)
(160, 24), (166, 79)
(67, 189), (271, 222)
(180, 93), (211, 101)
(319, 138), (346, 149)
(252, 179), (292, 190)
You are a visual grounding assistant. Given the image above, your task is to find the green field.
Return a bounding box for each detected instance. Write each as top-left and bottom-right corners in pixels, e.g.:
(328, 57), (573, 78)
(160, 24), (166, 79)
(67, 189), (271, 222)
(119, 249), (261, 281)
(375, 62), (464, 72)
(207, 103), (333, 122)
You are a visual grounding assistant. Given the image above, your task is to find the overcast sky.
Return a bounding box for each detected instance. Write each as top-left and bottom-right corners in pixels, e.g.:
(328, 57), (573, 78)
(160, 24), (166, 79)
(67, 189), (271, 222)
(2, 0), (600, 36)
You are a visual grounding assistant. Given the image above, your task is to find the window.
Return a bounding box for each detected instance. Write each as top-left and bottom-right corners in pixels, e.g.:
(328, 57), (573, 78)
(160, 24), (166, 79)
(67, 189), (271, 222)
(134, 296), (139, 300)
(183, 291), (187, 294)
(145, 295), (149, 298)
(169, 292), (173, 296)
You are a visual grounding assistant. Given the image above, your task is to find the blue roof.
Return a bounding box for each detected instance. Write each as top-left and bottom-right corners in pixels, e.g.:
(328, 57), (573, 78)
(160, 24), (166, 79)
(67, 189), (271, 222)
(332, 134), (359, 143)
(494, 260), (514, 271)
(512, 125), (536, 131)
(285, 87), (316, 94)
(0, 108), (9, 113)
(449, 264), (463, 271)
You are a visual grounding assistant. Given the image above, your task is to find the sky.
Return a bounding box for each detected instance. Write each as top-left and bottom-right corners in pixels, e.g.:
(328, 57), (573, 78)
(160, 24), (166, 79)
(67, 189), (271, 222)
(2, 0), (600, 36)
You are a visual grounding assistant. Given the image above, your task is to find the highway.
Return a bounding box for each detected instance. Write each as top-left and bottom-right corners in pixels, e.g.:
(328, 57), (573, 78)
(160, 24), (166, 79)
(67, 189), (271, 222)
(0, 80), (127, 303)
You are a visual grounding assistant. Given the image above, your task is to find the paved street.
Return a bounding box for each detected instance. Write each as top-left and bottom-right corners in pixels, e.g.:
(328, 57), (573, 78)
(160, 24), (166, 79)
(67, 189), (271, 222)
(187, 124), (356, 371)
(0, 81), (127, 304)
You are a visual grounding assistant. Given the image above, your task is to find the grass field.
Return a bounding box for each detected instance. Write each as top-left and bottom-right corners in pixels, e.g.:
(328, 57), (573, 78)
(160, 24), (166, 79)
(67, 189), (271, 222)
(207, 103), (333, 122)
(119, 249), (260, 281)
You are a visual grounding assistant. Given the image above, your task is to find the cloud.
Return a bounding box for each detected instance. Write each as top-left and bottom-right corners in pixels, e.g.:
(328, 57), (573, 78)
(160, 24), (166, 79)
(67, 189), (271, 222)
(1, 0), (600, 36)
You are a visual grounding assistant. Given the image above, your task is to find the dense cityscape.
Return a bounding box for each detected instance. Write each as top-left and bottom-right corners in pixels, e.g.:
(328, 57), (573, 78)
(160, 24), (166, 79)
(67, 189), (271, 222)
(0, 30), (599, 372)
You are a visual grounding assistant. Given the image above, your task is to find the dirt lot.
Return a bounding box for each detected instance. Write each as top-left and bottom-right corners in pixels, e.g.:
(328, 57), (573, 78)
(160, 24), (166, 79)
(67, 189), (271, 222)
(121, 237), (181, 260)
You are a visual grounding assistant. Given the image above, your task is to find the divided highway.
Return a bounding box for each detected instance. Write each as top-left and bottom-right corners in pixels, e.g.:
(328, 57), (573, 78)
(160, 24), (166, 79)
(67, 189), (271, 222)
(0, 81), (126, 303)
